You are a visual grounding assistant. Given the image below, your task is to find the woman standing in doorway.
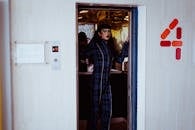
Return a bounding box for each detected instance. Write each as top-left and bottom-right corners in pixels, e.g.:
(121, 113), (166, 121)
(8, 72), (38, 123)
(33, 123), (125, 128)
(81, 22), (129, 130)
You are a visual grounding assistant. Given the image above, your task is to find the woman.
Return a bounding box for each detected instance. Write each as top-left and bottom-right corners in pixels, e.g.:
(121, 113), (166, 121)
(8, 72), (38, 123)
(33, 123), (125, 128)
(82, 23), (128, 130)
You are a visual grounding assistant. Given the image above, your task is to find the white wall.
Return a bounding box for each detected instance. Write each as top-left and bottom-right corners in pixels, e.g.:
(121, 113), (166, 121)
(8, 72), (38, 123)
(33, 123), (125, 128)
(143, 0), (195, 130)
(8, 0), (195, 130)
(11, 1), (77, 130)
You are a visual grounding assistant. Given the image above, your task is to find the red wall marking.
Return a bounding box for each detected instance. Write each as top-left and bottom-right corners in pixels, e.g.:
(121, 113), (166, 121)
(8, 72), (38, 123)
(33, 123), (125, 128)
(176, 27), (182, 39)
(160, 18), (183, 60)
(172, 40), (182, 47)
(161, 28), (170, 39)
(176, 48), (181, 60)
(160, 40), (171, 47)
(169, 19), (179, 29)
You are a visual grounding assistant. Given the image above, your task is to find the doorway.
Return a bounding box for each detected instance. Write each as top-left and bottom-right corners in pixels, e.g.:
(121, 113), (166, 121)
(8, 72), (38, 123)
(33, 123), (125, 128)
(76, 3), (138, 130)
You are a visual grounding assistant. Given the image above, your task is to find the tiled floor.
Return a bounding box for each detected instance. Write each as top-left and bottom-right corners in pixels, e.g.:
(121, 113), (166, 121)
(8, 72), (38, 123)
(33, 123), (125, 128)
(79, 117), (127, 130)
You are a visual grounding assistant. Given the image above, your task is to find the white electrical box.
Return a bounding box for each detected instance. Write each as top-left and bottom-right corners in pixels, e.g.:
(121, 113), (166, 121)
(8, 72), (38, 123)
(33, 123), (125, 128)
(14, 41), (45, 64)
(14, 40), (61, 70)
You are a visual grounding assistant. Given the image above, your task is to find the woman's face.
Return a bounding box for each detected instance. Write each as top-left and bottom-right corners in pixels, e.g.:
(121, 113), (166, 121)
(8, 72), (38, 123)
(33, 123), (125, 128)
(98, 28), (111, 41)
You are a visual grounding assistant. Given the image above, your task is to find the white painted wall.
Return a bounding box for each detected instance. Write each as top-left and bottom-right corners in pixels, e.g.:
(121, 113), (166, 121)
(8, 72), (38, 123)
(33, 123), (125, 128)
(143, 0), (195, 130)
(7, 0), (195, 130)
(11, 1), (77, 130)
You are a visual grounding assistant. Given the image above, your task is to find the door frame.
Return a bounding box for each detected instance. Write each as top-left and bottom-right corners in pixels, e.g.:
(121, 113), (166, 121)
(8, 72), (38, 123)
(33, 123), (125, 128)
(76, 3), (146, 130)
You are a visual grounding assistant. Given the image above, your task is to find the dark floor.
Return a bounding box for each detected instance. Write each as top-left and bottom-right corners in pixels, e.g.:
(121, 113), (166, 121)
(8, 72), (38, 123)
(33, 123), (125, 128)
(79, 117), (127, 130)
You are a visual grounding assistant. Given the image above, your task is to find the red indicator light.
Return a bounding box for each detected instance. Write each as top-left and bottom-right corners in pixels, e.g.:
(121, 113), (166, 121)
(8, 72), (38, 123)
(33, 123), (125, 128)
(161, 28), (170, 39)
(169, 18), (179, 29)
(52, 46), (59, 52)
(160, 40), (171, 47)
(176, 48), (181, 60)
(176, 27), (182, 39)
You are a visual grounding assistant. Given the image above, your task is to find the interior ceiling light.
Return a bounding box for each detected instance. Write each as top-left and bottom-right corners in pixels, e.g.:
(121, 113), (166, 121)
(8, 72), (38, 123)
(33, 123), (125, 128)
(79, 10), (88, 14)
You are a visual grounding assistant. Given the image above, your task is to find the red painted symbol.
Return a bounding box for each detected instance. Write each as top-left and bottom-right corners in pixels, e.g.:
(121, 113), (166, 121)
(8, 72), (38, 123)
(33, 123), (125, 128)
(176, 48), (181, 60)
(160, 18), (183, 60)
(169, 19), (179, 29)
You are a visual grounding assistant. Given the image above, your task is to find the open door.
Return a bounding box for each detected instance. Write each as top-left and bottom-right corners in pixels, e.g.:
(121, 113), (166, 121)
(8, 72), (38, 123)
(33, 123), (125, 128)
(76, 3), (138, 130)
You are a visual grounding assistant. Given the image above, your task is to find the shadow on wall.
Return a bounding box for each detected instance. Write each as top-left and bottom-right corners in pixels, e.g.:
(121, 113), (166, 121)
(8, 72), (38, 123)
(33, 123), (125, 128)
(0, 2), (5, 130)
(0, 1), (12, 130)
